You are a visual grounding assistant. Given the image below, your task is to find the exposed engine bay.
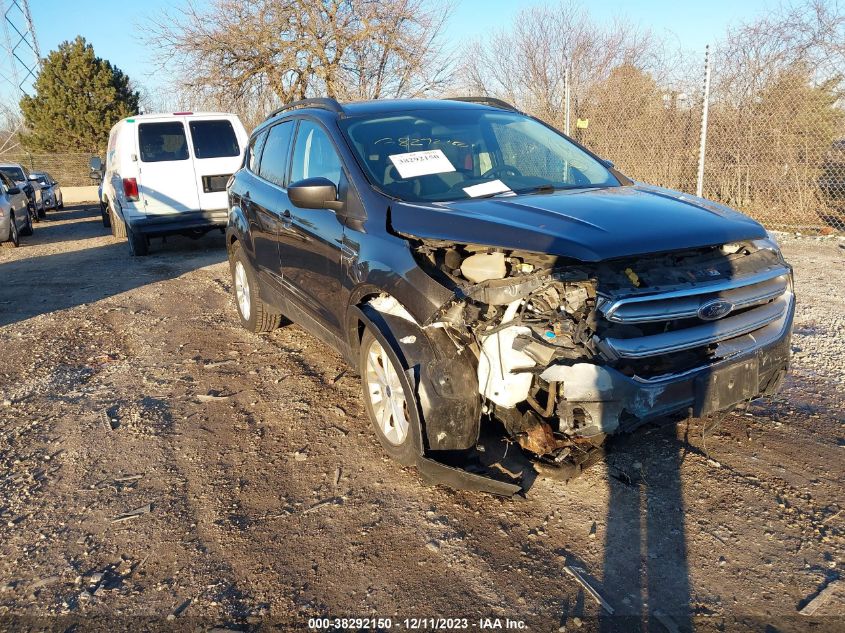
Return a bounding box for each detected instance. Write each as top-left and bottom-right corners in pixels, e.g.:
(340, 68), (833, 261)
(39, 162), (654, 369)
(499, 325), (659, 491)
(395, 236), (791, 479)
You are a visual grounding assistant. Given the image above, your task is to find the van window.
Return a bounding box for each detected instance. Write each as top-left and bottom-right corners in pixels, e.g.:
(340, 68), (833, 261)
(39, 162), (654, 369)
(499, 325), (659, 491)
(189, 120), (240, 159)
(139, 122), (189, 162)
(290, 120), (342, 187)
(257, 120), (294, 188)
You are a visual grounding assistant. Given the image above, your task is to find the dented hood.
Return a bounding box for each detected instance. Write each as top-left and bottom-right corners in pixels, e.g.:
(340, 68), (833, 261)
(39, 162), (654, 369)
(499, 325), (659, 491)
(391, 184), (767, 261)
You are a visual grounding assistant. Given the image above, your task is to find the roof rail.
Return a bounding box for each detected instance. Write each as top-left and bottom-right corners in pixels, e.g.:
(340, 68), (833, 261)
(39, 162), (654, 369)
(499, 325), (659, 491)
(266, 97), (344, 120)
(448, 96), (519, 112)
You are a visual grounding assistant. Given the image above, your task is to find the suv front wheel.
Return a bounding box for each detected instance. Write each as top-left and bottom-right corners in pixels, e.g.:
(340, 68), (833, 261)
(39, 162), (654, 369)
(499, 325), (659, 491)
(359, 328), (422, 466)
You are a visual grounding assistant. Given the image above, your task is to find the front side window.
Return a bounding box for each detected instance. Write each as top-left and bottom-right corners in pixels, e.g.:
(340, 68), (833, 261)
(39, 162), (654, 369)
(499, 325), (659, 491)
(257, 120), (294, 188)
(290, 120), (342, 187)
(189, 119), (240, 159)
(139, 122), (189, 162)
(340, 108), (618, 202)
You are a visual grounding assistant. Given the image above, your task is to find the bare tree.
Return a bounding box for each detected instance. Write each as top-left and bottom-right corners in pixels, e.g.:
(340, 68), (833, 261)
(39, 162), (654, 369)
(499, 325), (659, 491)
(147, 0), (453, 115)
(457, 1), (659, 129)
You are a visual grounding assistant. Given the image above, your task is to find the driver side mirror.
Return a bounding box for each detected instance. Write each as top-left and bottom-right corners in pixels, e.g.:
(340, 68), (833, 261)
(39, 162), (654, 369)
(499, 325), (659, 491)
(7, 186), (20, 195)
(288, 177), (343, 211)
(89, 156), (103, 172)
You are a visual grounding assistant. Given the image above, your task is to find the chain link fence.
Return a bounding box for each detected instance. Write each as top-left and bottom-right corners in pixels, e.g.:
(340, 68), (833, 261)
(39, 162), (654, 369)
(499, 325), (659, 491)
(564, 52), (845, 233)
(0, 151), (94, 187)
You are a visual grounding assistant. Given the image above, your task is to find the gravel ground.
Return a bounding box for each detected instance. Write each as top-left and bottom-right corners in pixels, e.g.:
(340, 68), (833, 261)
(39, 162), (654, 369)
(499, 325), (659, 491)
(0, 205), (843, 632)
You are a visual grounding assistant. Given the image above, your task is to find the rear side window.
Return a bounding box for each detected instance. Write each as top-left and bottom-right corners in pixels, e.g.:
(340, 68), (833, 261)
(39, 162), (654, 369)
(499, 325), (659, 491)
(189, 119), (240, 159)
(139, 122), (189, 162)
(248, 129), (269, 173)
(257, 120), (294, 188)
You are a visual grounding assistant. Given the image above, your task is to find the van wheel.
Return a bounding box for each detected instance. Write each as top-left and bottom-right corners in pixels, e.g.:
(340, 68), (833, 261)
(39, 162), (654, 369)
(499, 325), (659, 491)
(101, 201), (111, 227)
(20, 209), (33, 236)
(110, 205), (126, 238)
(359, 327), (422, 466)
(229, 241), (281, 333)
(127, 225), (149, 256)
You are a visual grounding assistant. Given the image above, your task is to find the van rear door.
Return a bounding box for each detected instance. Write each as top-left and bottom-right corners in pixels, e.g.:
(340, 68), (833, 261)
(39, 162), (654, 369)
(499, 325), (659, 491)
(136, 119), (201, 214)
(186, 117), (246, 212)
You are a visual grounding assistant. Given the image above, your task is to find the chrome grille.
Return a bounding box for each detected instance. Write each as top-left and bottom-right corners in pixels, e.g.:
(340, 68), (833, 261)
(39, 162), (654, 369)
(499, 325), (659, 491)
(597, 263), (793, 362)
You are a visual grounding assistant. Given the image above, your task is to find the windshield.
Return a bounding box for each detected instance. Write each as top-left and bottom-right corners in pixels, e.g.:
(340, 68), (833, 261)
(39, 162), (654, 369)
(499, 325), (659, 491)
(0, 166), (25, 182)
(340, 108), (618, 202)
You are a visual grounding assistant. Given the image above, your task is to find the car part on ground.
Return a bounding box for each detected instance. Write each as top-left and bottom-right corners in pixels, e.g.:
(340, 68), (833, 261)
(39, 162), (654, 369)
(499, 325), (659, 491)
(225, 97), (794, 495)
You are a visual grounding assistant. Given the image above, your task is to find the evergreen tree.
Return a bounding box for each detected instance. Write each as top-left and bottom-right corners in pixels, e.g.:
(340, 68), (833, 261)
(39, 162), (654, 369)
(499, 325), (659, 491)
(20, 36), (139, 153)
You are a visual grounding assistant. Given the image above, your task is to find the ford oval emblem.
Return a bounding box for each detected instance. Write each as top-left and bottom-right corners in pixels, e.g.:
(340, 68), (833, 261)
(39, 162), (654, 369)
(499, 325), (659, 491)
(698, 298), (734, 321)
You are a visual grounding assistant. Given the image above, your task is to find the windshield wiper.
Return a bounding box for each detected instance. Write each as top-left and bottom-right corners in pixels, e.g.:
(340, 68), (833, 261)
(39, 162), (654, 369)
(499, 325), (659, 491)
(512, 183), (610, 196)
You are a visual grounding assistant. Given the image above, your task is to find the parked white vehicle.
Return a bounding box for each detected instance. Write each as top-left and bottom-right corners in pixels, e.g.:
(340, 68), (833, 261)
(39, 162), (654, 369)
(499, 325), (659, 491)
(0, 172), (33, 247)
(93, 112), (248, 256)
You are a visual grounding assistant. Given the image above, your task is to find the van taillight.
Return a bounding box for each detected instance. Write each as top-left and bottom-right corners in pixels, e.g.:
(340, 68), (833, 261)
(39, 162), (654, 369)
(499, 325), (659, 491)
(123, 178), (139, 201)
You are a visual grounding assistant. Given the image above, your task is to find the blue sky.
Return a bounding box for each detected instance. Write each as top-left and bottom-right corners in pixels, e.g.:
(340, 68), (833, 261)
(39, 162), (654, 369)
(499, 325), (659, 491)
(16, 0), (774, 102)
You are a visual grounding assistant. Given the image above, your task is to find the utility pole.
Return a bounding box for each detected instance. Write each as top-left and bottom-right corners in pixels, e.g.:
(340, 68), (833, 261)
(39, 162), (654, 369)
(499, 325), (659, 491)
(564, 66), (571, 136)
(0, 0), (40, 154)
(696, 45), (711, 198)
(1, 0), (41, 99)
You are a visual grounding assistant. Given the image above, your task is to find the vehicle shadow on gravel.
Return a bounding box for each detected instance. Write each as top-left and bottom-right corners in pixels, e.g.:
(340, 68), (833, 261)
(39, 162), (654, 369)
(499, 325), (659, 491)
(0, 209), (226, 326)
(598, 425), (693, 632)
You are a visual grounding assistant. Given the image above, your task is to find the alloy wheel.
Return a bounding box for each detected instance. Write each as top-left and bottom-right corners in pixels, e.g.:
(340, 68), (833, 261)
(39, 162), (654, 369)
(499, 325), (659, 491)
(234, 261), (251, 321)
(364, 338), (410, 445)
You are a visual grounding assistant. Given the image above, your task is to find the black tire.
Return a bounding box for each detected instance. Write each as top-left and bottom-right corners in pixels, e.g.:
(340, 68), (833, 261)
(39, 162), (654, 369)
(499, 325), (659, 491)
(58, 201), (64, 209)
(4, 213), (20, 247)
(29, 202), (40, 224)
(100, 201), (111, 227)
(110, 204), (126, 238)
(229, 240), (281, 333)
(20, 209), (33, 236)
(127, 224), (149, 256)
(37, 205), (46, 219)
(358, 327), (422, 466)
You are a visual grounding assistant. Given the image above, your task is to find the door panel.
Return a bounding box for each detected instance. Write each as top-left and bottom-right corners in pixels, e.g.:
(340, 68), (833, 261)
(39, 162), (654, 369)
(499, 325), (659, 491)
(250, 120), (295, 280)
(187, 118), (248, 212)
(136, 119), (201, 214)
(278, 119), (346, 333)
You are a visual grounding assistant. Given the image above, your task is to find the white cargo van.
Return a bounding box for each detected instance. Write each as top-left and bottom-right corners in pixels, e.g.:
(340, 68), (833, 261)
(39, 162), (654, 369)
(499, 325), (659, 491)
(96, 112), (248, 255)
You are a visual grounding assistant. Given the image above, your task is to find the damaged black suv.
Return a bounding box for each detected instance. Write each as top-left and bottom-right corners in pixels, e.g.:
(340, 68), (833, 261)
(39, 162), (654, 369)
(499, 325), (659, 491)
(226, 97), (793, 495)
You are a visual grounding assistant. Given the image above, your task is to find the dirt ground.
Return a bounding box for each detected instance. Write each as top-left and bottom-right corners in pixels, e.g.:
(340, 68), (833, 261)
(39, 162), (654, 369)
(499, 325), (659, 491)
(0, 204), (843, 632)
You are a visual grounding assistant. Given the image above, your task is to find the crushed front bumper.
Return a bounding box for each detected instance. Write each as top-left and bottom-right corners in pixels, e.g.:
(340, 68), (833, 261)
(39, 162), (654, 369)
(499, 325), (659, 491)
(557, 295), (795, 435)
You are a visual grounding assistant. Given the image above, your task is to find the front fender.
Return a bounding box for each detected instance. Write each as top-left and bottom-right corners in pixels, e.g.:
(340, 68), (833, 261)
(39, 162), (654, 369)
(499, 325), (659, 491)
(352, 303), (481, 451)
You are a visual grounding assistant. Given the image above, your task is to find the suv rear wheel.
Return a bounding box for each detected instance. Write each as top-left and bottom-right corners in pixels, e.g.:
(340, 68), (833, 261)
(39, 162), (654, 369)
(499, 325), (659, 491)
(229, 241), (281, 333)
(359, 328), (421, 466)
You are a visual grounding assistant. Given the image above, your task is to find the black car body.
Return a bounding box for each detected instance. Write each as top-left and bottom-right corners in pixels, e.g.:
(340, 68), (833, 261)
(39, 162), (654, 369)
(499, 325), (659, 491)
(225, 98), (794, 494)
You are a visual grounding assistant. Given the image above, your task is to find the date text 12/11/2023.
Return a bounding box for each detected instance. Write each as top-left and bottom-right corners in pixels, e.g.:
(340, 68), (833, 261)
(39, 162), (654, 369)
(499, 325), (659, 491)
(307, 617), (527, 629)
